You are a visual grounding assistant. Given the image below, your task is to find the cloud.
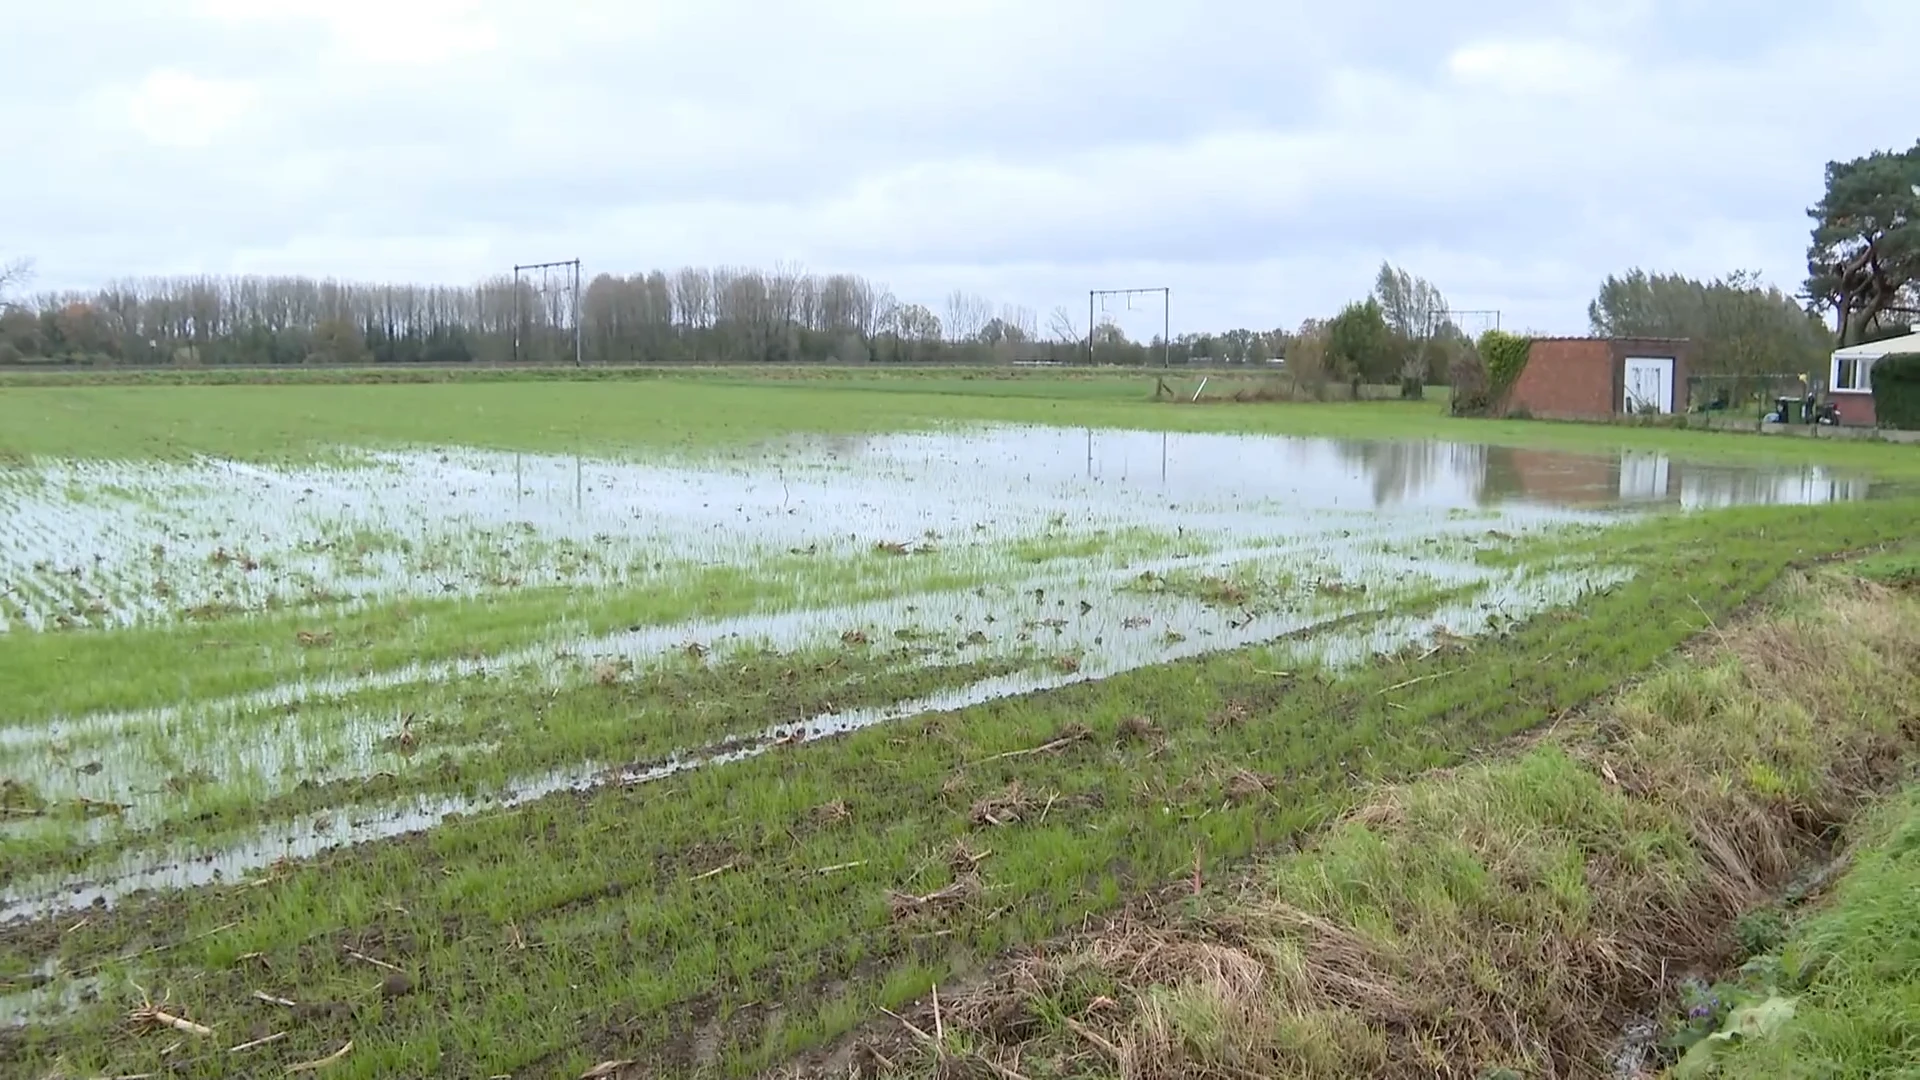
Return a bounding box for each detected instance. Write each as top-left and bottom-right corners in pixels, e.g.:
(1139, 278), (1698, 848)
(1445, 38), (1625, 96)
(106, 69), (261, 149)
(4, 0), (1918, 333)
(191, 0), (502, 65)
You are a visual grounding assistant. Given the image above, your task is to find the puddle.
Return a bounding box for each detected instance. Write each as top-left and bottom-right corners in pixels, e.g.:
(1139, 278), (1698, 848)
(0, 559), (1626, 925)
(1, 956), (101, 1027)
(0, 533), (1573, 848)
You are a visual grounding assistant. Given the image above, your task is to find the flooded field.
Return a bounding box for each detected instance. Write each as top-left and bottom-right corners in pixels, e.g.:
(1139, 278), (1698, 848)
(1, 384), (1911, 1080)
(0, 428), (1867, 634)
(0, 425), (1869, 934)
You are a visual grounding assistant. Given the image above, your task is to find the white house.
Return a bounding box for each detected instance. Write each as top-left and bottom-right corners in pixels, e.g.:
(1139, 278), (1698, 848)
(1828, 326), (1920, 425)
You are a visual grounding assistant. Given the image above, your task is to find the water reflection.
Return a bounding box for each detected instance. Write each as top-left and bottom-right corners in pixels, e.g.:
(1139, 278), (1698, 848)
(1304, 440), (1870, 510)
(837, 428), (1866, 512)
(0, 429), (1869, 635)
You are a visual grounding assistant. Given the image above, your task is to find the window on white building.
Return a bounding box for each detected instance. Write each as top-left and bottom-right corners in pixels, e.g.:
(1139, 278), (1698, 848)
(1833, 356), (1873, 391)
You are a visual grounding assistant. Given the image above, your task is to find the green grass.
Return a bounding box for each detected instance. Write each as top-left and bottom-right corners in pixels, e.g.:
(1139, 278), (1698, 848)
(0, 639), (1037, 886)
(3, 375), (1918, 479)
(1677, 785), (1920, 1079)
(3, 500), (1914, 1077)
(1850, 541), (1920, 588)
(0, 545), (1079, 723)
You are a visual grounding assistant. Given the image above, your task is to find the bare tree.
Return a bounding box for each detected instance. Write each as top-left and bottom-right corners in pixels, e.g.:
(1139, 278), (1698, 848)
(1047, 305), (1080, 343)
(671, 268), (713, 330)
(943, 290), (991, 342)
(999, 304), (1038, 341)
(1, 256), (35, 310)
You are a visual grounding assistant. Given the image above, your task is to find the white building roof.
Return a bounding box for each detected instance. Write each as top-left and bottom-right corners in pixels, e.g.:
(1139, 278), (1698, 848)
(1832, 327), (1920, 360)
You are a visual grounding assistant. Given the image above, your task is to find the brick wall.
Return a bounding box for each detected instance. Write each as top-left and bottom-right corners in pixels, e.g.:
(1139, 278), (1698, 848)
(1831, 393), (1877, 426)
(1501, 337), (1695, 420)
(1505, 339), (1614, 419)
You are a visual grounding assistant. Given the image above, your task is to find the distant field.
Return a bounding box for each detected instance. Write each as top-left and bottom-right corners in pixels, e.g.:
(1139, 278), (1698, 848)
(3, 370), (1917, 478)
(2, 371), (1916, 1077)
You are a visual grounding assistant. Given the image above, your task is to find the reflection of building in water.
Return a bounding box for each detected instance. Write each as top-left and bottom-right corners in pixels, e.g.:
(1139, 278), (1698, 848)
(1479, 447), (1869, 509)
(1483, 447), (1629, 507)
(1678, 468), (1870, 509)
(1618, 453), (1671, 500)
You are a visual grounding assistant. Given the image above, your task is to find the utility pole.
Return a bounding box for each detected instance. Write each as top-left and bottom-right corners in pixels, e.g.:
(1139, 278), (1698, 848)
(1088, 286), (1172, 368)
(512, 258), (583, 367)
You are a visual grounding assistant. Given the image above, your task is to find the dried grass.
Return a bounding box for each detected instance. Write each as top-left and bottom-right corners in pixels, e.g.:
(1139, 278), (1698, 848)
(889, 874), (983, 922)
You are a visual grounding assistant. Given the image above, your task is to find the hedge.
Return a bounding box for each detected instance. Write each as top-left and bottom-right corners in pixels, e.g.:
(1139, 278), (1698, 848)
(1872, 352), (1920, 430)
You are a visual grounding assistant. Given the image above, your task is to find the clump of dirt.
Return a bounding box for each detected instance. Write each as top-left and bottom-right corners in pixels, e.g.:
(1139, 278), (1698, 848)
(1117, 714), (1162, 745)
(1049, 721), (1094, 746)
(1, 778), (46, 815)
(888, 873), (981, 922)
(811, 799), (852, 827)
(1198, 576), (1250, 606)
(1210, 698), (1254, 730)
(1222, 768), (1277, 804)
(970, 782), (1040, 828)
(947, 838), (992, 875)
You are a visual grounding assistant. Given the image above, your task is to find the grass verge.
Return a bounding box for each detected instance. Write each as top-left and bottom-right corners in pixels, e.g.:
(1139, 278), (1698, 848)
(807, 566), (1920, 1079)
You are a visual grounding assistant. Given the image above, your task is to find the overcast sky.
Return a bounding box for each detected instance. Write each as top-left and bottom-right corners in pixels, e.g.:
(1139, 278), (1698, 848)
(4, 0), (1915, 335)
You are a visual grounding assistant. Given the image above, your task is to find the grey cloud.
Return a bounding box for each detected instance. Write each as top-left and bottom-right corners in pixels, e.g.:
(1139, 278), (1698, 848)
(5, 0), (1917, 334)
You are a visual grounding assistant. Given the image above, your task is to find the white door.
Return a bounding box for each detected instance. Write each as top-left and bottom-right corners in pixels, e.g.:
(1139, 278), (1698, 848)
(1623, 357), (1675, 414)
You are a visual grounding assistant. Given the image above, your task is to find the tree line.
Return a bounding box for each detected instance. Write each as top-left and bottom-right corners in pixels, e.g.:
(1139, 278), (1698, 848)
(0, 261), (1843, 382)
(0, 266), (1292, 369)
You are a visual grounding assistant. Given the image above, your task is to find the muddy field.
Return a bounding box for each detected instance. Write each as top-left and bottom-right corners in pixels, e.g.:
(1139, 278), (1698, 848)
(0, 406), (1896, 1077)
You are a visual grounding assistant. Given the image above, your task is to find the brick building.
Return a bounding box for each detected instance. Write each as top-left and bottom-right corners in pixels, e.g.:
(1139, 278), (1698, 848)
(1828, 327), (1920, 426)
(1500, 337), (1695, 421)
